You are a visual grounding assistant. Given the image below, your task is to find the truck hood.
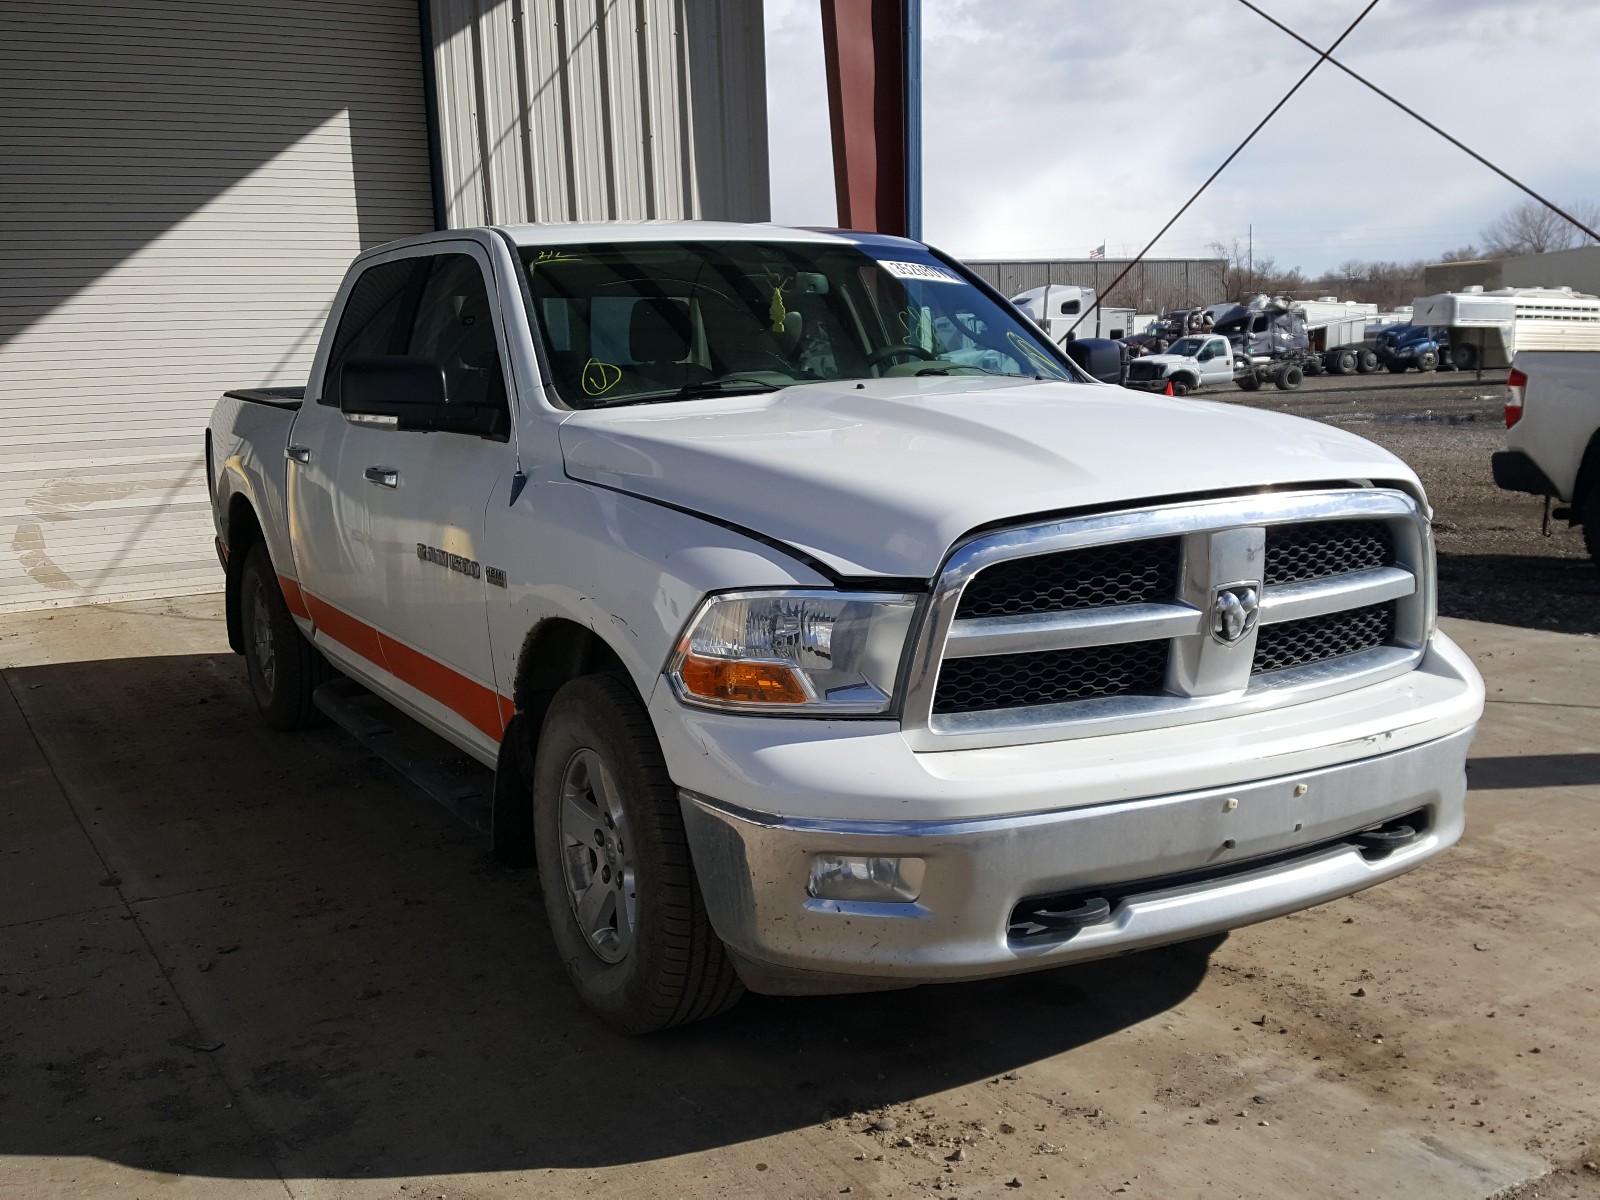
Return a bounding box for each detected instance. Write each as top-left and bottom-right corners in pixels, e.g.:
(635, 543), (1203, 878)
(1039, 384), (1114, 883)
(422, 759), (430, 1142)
(557, 377), (1417, 579)
(1135, 353), (1199, 369)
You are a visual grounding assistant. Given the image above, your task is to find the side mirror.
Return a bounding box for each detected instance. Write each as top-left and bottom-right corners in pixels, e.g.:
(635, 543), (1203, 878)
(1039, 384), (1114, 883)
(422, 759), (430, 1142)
(1065, 337), (1125, 385)
(339, 356), (504, 437)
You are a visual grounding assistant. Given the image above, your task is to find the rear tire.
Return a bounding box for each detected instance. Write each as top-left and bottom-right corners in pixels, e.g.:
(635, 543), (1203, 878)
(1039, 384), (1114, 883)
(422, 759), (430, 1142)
(533, 674), (743, 1034)
(1333, 349), (1358, 375)
(1582, 478), (1600, 569)
(1452, 341), (1479, 371)
(1356, 348), (1379, 373)
(239, 543), (330, 731)
(1235, 372), (1261, 392)
(1274, 364), (1303, 391)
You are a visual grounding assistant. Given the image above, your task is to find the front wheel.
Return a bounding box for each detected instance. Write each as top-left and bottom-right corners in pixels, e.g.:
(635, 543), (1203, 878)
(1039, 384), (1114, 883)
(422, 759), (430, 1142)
(1582, 478), (1600, 569)
(239, 543), (330, 730)
(1385, 360), (1410, 374)
(1417, 349), (1439, 372)
(1166, 378), (1190, 397)
(533, 674), (743, 1033)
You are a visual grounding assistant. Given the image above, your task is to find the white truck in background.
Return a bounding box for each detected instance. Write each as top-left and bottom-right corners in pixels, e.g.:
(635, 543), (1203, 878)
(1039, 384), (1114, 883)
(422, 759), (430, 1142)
(1010, 284), (1136, 343)
(205, 221), (1484, 1033)
(1493, 350), (1600, 565)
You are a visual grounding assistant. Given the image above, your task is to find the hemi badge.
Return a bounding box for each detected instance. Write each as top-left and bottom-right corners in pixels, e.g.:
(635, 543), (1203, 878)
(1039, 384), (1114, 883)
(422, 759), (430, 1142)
(485, 566), (507, 588)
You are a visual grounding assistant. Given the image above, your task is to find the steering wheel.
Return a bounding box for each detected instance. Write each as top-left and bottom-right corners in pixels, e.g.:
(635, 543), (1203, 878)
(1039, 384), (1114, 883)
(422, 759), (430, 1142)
(865, 343), (939, 368)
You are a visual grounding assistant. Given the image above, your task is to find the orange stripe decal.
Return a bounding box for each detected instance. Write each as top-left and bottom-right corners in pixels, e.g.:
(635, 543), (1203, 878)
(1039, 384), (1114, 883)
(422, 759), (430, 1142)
(298, 588), (512, 743)
(277, 575), (311, 620)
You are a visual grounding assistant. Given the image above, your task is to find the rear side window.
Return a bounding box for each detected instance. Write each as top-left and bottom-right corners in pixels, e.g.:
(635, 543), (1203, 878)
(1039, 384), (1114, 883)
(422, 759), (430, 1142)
(322, 259), (416, 406)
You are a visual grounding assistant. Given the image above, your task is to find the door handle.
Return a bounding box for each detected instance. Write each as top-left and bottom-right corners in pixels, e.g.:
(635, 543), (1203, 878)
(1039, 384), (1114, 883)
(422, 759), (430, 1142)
(364, 466), (399, 488)
(286, 445), (311, 464)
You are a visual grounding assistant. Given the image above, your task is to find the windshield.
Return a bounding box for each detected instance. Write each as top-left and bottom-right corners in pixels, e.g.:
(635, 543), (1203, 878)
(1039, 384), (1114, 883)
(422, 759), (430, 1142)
(519, 240), (1074, 408)
(1166, 337), (1207, 356)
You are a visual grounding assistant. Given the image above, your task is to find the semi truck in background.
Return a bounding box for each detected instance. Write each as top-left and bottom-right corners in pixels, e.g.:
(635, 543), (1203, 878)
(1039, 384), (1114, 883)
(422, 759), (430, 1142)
(1011, 284), (1137, 343)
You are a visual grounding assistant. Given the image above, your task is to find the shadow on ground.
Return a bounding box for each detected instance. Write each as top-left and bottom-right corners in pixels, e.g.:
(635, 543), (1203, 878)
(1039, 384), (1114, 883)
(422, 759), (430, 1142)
(1437, 552), (1600, 636)
(0, 652), (1217, 1182)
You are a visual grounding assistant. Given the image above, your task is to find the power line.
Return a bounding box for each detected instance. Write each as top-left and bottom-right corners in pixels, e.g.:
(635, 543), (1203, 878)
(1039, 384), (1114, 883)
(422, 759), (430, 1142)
(1065, 0), (1382, 334)
(1233, 0), (1600, 245)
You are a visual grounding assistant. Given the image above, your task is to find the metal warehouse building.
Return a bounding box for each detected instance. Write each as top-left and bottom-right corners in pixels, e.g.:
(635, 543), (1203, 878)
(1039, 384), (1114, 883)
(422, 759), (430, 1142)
(0, 0), (766, 614)
(965, 258), (1227, 312)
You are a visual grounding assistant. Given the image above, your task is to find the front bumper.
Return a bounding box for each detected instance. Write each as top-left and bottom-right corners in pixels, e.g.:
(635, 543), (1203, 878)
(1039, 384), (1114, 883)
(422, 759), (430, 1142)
(681, 725), (1474, 995)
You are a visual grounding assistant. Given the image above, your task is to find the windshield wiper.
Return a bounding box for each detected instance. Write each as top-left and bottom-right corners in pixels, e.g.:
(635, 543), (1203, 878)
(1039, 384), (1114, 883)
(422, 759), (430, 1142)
(590, 379), (785, 407)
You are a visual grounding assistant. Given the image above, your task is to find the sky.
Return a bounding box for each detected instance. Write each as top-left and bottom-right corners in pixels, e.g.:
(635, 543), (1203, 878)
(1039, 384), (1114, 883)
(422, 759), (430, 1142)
(762, 0), (1600, 275)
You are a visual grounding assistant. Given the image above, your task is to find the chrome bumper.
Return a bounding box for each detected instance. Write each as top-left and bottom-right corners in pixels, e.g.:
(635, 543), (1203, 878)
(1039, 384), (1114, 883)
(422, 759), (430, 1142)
(680, 726), (1473, 995)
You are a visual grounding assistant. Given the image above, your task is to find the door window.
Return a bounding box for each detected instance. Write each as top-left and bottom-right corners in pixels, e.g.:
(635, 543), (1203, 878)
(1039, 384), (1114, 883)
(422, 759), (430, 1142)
(321, 258), (416, 406)
(407, 254), (509, 415)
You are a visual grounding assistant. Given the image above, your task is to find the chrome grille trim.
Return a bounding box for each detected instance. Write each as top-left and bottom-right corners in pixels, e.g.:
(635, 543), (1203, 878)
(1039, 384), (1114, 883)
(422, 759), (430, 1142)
(902, 489), (1432, 752)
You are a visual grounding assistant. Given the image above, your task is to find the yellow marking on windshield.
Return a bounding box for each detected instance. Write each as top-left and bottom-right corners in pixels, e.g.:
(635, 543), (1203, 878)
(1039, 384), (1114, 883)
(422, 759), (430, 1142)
(535, 249), (580, 264)
(1006, 332), (1068, 379)
(581, 359), (623, 396)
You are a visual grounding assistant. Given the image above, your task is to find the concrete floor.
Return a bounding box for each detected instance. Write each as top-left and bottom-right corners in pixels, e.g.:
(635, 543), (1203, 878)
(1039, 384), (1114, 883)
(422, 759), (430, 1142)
(1, 596), (1597, 1199)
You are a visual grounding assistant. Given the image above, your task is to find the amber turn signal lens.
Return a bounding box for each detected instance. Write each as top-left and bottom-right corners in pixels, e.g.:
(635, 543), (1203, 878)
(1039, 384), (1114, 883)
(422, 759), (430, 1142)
(678, 655), (810, 704)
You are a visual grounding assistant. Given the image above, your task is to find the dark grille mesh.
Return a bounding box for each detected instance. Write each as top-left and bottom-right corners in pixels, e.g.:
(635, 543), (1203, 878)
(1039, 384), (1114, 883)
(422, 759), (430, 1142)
(933, 641), (1169, 715)
(1126, 360), (1163, 382)
(1264, 521), (1394, 586)
(956, 538), (1180, 619)
(1252, 603), (1396, 675)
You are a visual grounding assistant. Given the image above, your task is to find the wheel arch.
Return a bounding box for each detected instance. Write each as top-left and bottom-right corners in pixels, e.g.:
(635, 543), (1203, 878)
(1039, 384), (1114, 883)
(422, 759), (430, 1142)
(1571, 427), (1600, 519)
(222, 494), (266, 655)
(493, 616), (634, 867)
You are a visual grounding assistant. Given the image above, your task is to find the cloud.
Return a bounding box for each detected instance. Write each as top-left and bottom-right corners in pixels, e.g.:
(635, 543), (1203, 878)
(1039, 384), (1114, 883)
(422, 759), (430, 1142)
(764, 0), (1600, 273)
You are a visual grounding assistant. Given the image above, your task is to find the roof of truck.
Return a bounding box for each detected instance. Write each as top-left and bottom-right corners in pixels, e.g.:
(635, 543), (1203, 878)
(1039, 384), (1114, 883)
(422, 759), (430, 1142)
(496, 220), (923, 248)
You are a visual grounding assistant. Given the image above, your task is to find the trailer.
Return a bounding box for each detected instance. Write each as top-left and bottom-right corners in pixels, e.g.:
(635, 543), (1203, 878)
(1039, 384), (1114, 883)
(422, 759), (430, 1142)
(1010, 284), (1137, 343)
(1410, 286), (1600, 371)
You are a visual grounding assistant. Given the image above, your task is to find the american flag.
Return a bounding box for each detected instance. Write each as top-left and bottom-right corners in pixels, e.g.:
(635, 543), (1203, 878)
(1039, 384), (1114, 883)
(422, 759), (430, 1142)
(1088, 243), (1105, 260)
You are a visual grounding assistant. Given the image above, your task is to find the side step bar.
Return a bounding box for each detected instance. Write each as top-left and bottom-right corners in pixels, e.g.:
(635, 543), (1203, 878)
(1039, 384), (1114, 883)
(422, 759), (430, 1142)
(313, 678), (493, 834)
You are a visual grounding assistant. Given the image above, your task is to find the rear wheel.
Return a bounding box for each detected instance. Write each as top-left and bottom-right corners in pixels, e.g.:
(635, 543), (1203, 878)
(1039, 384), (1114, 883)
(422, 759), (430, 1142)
(1333, 349), (1358, 375)
(239, 543), (330, 731)
(1303, 356), (1324, 377)
(1274, 364), (1303, 391)
(1235, 372), (1261, 392)
(1357, 348), (1379, 373)
(533, 674), (743, 1034)
(1452, 341), (1479, 371)
(1582, 478), (1600, 568)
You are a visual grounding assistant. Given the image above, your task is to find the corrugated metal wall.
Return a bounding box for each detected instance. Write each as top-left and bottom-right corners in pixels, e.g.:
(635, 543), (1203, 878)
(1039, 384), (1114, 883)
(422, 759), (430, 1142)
(430, 0), (770, 227)
(0, 0), (435, 613)
(965, 259), (1228, 310)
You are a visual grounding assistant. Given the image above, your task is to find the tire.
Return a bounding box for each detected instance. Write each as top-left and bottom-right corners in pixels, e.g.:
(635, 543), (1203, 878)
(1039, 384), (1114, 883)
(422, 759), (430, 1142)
(1235, 372), (1261, 392)
(1166, 378), (1190, 397)
(1418, 349), (1439, 372)
(1385, 360), (1410, 374)
(1582, 478), (1600, 569)
(1452, 341), (1479, 371)
(239, 542), (331, 731)
(1274, 364), (1303, 391)
(1302, 356), (1323, 377)
(533, 674), (743, 1034)
(1356, 348), (1379, 373)
(1333, 349), (1358, 375)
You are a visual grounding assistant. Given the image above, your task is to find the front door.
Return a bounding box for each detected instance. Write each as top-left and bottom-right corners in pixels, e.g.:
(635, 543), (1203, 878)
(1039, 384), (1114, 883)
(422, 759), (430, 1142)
(357, 247), (515, 757)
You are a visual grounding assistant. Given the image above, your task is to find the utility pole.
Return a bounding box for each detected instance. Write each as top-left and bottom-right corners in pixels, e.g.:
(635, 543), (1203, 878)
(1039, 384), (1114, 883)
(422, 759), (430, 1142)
(1248, 223), (1254, 295)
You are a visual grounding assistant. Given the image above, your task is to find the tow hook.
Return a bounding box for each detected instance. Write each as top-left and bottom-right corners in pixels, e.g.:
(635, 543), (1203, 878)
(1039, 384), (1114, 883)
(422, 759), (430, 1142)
(1028, 896), (1112, 931)
(1353, 819), (1421, 856)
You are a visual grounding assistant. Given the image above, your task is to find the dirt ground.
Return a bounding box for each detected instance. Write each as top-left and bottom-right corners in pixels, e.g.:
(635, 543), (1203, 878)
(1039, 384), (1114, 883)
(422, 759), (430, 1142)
(2, 373), (1599, 1199)
(1225, 369), (1600, 636)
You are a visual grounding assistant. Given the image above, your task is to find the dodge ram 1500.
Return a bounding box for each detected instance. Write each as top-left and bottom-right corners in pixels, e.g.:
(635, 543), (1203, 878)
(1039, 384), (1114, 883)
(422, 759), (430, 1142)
(207, 222), (1484, 1032)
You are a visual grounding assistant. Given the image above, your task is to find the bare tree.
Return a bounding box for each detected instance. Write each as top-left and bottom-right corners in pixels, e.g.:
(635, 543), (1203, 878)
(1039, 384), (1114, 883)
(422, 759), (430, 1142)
(1438, 244), (1481, 263)
(1480, 199), (1600, 256)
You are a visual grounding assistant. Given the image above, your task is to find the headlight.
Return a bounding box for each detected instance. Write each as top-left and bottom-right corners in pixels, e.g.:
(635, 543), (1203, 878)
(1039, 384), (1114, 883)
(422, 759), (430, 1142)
(667, 590), (919, 715)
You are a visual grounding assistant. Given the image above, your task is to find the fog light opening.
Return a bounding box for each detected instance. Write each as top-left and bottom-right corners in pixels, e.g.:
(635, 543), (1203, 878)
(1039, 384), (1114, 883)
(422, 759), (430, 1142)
(807, 854), (925, 903)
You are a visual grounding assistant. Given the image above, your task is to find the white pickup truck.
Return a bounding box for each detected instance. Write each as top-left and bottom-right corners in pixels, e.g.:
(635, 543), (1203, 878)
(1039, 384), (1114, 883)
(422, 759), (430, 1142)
(206, 222), (1484, 1032)
(1493, 351), (1600, 565)
(1122, 334), (1240, 395)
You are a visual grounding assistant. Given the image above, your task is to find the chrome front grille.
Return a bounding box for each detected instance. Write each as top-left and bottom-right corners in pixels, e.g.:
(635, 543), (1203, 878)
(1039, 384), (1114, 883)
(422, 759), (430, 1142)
(901, 489), (1433, 751)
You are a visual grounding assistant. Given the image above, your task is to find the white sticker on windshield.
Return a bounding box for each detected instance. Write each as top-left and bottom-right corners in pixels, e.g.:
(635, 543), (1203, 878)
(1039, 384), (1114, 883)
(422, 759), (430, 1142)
(878, 259), (963, 285)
